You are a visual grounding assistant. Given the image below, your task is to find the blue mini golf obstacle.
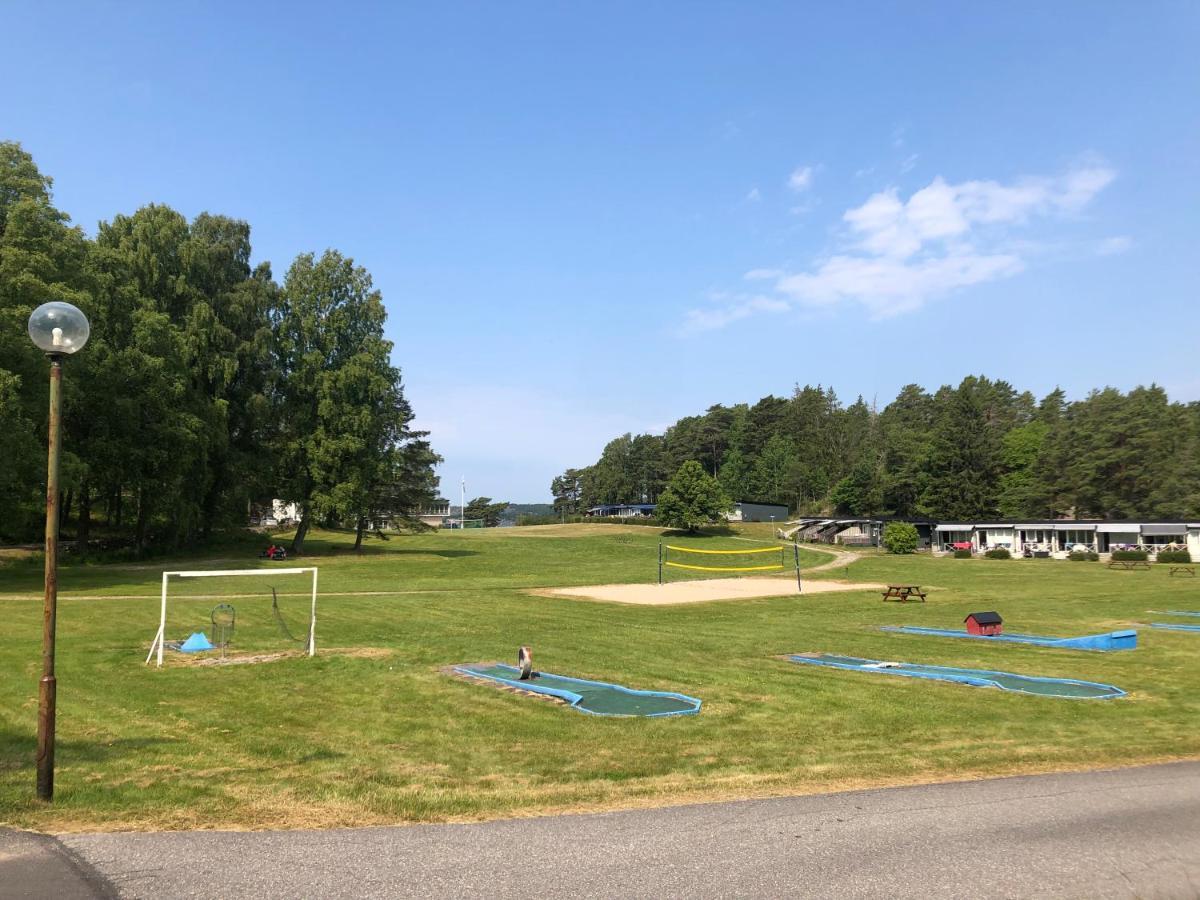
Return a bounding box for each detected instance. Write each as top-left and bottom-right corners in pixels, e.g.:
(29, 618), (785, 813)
(178, 632), (214, 653)
(1150, 623), (1200, 633)
(454, 663), (701, 717)
(881, 625), (1137, 651)
(786, 653), (1125, 699)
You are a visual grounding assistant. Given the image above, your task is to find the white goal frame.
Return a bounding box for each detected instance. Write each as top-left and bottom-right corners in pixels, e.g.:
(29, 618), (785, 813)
(146, 567), (319, 667)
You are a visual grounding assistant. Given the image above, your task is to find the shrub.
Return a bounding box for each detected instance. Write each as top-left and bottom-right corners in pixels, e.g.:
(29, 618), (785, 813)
(1111, 549), (1149, 561)
(984, 548), (1011, 559)
(1156, 549), (1192, 563)
(1069, 550), (1100, 562)
(655, 461), (732, 532)
(953, 549), (973, 559)
(882, 522), (919, 554)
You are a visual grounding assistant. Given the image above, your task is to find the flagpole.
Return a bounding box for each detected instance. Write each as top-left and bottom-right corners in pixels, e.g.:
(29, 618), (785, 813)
(460, 476), (465, 529)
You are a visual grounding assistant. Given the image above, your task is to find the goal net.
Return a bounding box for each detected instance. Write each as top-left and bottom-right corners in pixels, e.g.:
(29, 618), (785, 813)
(146, 567), (318, 667)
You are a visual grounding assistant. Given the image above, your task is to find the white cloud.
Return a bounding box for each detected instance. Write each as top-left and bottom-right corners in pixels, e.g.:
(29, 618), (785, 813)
(841, 165), (1115, 262)
(1096, 235), (1132, 255)
(900, 153), (919, 173)
(745, 187), (761, 202)
(682, 294), (790, 332)
(685, 161), (1117, 327)
(788, 166), (814, 192)
(776, 251), (1024, 318)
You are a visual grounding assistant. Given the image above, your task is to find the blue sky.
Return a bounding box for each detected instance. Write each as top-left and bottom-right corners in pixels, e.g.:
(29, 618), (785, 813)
(5, 2), (1198, 500)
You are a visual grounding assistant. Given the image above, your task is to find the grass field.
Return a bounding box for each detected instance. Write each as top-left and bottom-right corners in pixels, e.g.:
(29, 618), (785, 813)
(2, 524), (1198, 833)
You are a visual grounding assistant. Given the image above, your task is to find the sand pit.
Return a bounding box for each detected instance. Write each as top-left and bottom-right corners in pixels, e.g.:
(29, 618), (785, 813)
(533, 577), (885, 606)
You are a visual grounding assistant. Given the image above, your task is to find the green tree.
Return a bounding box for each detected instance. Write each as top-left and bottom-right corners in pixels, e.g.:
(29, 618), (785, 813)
(750, 434), (798, 505)
(829, 462), (881, 516)
(996, 421), (1049, 517)
(881, 521), (919, 554)
(551, 468), (584, 516)
(275, 250), (428, 555)
(464, 496), (509, 527)
(718, 445), (753, 502)
(920, 377), (1005, 518)
(654, 460), (731, 532)
(878, 384), (935, 516)
(0, 142), (87, 538)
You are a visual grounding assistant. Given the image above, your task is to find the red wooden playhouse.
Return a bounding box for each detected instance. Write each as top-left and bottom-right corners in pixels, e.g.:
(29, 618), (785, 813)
(965, 611), (1003, 636)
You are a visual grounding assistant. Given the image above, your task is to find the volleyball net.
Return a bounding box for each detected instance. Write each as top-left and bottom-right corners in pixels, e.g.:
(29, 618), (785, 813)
(658, 542), (801, 590)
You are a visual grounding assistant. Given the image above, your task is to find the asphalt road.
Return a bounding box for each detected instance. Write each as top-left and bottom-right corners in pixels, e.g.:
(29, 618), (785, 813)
(16, 761), (1200, 899)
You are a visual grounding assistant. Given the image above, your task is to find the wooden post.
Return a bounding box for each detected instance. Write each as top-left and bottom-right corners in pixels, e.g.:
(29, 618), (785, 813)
(37, 358), (63, 801)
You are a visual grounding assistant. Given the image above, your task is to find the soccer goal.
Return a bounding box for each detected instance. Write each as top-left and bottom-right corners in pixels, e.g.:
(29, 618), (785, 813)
(658, 543), (802, 591)
(146, 567), (318, 667)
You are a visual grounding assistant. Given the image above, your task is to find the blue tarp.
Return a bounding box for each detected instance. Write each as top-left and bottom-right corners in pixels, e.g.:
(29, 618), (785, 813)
(179, 632), (214, 652)
(881, 625), (1137, 651)
(1150, 623), (1200, 633)
(1162, 610), (1200, 617)
(787, 653), (1125, 699)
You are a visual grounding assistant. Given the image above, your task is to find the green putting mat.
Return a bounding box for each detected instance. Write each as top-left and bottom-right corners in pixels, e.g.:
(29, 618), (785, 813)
(455, 663), (701, 716)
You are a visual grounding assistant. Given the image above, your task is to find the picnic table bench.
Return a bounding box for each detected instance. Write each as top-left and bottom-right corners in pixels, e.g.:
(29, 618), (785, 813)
(882, 584), (926, 602)
(1169, 565), (1196, 577)
(1107, 559), (1151, 571)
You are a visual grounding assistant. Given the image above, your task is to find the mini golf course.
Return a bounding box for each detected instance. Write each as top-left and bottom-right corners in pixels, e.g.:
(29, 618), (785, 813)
(454, 663), (702, 716)
(881, 625), (1137, 651)
(787, 654), (1126, 699)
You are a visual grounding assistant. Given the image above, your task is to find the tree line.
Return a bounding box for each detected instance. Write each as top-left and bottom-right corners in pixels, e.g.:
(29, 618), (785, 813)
(0, 142), (440, 554)
(554, 377), (1200, 521)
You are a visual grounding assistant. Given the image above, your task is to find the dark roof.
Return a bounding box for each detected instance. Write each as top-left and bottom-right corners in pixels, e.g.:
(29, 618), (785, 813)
(965, 611), (1002, 625)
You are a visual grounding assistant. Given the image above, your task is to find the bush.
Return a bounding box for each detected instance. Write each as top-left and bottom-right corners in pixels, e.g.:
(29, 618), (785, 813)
(1069, 550), (1100, 561)
(953, 549), (973, 559)
(1156, 549), (1192, 563)
(882, 522), (919, 554)
(984, 548), (1011, 559)
(1111, 549), (1149, 561)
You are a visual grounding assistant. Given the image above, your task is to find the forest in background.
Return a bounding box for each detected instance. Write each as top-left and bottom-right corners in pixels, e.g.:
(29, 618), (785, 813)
(554, 377), (1200, 521)
(0, 142), (439, 553)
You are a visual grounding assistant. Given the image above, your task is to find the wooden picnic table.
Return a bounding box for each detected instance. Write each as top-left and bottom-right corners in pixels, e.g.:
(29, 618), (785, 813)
(882, 584), (927, 602)
(1107, 559), (1151, 571)
(1169, 565), (1196, 577)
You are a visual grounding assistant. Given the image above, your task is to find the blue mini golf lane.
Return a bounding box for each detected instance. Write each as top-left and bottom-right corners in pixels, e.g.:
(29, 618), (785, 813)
(454, 663), (702, 717)
(787, 654), (1125, 699)
(1150, 623), (1200, 633)
(881, 626), (1137, 651)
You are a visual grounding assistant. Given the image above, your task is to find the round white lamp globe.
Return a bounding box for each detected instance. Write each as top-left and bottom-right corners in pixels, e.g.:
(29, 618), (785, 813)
(28, 302), (90, 355)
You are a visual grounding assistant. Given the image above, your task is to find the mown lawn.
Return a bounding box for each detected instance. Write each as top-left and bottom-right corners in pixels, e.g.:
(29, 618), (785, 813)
(1, 524), (1197, 833)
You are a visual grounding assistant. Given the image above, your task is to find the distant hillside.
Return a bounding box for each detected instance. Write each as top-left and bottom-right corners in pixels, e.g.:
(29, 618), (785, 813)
(500, 503), (556, 524)
(563, 378), (1200, 521)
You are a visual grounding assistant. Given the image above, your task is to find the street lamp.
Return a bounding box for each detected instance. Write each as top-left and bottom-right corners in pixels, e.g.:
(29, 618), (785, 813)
(27, 301), (90, 802)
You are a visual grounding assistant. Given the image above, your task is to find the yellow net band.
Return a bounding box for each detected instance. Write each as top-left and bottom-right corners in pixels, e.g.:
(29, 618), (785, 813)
(664, 545), (781, 555)
(664, 562), (786, 573)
